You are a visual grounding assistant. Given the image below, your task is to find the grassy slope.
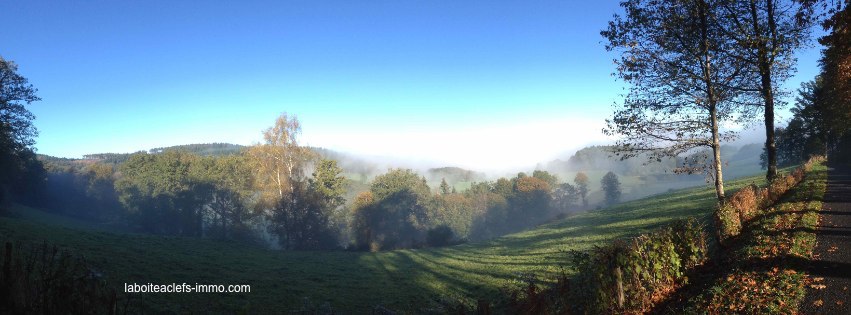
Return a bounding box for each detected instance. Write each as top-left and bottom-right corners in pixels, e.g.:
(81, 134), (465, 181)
(0, 172), (771, 313)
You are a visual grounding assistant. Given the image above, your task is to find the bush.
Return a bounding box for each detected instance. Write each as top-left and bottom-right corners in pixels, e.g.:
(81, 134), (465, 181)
(426, 225), (455, 247)
(566, 218), (707, 313)
(715, 203), (742, 245)
(714, 156), (823, 245)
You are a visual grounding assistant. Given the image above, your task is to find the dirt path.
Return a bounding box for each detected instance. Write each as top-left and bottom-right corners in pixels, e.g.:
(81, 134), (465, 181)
(802, 163), (851, 314)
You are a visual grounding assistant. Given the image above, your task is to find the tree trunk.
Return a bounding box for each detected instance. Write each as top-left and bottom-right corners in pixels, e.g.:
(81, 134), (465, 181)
(751, 0), (778, 181)
(221, 204), (227, 239)
(615, 266), (625, 308)
(701, 0), (726, 203)
(763, 77), (777, 181)
(711, 104), (726, 203)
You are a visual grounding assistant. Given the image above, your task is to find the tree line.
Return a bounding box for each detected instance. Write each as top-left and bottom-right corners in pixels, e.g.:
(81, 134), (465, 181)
(40, 117), (624, 251)
(348, 168), (620, 251)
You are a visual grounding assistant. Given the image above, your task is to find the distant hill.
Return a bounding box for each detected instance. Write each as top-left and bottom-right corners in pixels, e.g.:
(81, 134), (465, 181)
(543, 144), (762, 178)
(36, 154), (94, 172)
(310, 147), (381, 183)
(41, 144), (409, 185)
(148, 143), (245, 156)
(79, 152), (140, 164)
(38, 143), (247, 168)
(426, 166), (486, 183)
(37, 142), (765, 199)
(536, 143), (765, 204)
(544, 145), (679, 176)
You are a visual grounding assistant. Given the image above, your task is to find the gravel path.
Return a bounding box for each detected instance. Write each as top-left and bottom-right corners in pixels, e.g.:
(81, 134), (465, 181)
(801, 163), (851, 314)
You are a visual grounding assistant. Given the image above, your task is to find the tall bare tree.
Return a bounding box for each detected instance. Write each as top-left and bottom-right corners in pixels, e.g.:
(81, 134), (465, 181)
(602, 0), (754, 202)
(719, 0), (813, 181)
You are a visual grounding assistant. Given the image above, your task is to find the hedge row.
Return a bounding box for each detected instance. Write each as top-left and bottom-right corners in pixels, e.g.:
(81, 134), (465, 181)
(714, 156), (825, 245)
(565, 218), (708, 314)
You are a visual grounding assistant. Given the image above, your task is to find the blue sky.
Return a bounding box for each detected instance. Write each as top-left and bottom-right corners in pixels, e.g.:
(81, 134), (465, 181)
(1, 1), (823, 170)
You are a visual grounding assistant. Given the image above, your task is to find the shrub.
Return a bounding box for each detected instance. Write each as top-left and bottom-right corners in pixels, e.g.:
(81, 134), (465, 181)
(714, 203), (742, 245)
(714, 156), (824, 245)
(670, 218), (709, 270)
(566, 218), (707, 313)
(426, 225), (455, 247)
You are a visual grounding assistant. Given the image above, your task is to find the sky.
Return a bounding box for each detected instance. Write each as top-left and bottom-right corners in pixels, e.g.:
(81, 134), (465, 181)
(0, 1), (824, 171)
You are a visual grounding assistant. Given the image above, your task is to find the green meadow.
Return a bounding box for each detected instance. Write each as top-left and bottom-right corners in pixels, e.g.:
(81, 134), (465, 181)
(0, 171), (771, 313)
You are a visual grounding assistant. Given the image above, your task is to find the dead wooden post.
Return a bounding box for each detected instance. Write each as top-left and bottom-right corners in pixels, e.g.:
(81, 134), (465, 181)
(108, 289), (117, 315)
(615, 266), (624, 309)
(2, 242), (10, 305)
(476, 299), (491, 315)
(3, 242), (11, 286)
(3, 242), (10, 278)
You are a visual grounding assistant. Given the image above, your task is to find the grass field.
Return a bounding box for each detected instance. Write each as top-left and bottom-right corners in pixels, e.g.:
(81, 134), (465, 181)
(0, 171), (776, 313)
